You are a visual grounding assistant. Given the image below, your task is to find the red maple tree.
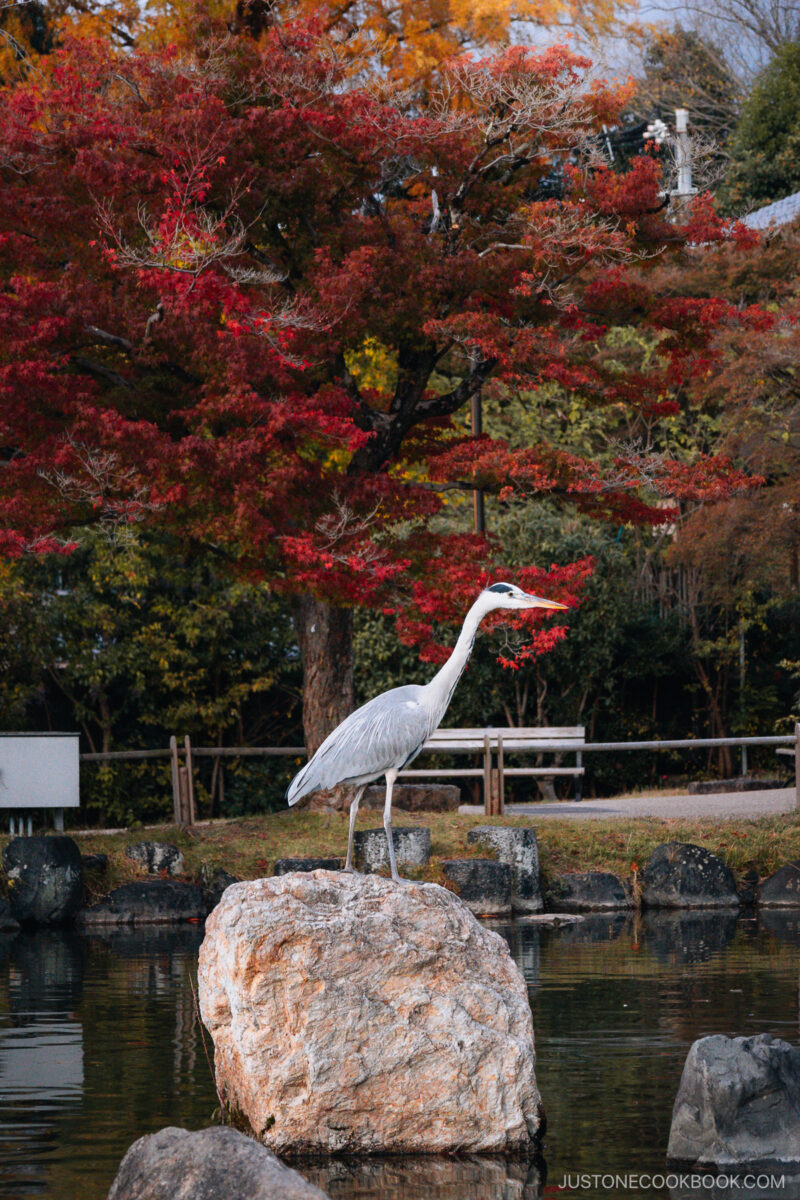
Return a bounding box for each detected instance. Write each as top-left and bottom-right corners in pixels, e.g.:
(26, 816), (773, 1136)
(0, 23), (760, 752)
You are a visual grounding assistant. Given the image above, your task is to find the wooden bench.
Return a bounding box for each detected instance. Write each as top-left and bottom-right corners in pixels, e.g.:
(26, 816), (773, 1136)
(398, 726), (585, 815)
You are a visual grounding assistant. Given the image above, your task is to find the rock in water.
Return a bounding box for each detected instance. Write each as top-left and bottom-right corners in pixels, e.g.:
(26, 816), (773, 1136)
(667, 1034), (800, 1168)
(353, 826), (430, 872)
(107, 1126), (330, 1199)
(198, 871), (542, 1155)
(467, 827), (542, 913)
(77, 881), (206, 926)
(642, 842), (739, 909)
(758, 859), (800, 907)
(2, 836), (83, 926)
(440, 858), (512, 916)
(547, 871), (631, 913)
(0, 898), (20, 931)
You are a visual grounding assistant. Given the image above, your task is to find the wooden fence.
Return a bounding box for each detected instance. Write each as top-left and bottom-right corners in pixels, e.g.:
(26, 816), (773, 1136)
(78, 728), (800, 823)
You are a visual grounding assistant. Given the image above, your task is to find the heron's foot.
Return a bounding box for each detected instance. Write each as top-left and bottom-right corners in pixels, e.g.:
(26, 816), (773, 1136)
(390, 872), (413, 885)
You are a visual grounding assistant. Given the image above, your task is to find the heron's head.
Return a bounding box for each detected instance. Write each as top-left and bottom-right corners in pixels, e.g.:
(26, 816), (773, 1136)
(482, 581), (567, 613)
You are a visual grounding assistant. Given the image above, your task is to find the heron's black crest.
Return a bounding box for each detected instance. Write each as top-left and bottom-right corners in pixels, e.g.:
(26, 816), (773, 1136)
(487, 583), (513, 594)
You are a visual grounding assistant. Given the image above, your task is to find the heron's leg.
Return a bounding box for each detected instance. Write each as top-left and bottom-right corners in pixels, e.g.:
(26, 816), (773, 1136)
(383, 769), (405, 883)
(344, 786), (365, 873)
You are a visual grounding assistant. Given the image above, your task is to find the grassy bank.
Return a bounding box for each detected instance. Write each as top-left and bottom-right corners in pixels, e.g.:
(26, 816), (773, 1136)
(10, 807), (796, 900)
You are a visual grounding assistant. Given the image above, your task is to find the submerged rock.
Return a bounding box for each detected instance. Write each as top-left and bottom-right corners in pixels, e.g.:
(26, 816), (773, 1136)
(642, 842), (739, 909)
(547, 870), (631, 912)
(107, 1125), (329, 1200)
(440, 858), (512, 916)
(78, 880), (205, 926)
(2, 836), (83, 927)
(353, 826), (430, 872)
(467, 826), (542, 913)
(198, 871), (542, 1154)
(667, 1034), (800, 1168)
(124, 841), (185, 877)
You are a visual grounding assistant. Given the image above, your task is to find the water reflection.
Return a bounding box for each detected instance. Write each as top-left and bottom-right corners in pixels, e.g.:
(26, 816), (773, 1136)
(760, 909), (800, 946)
(0, 926), (214, 1200)
(643, 910), (739, 965)
(487, 922), (541, 989)
(670, 1171), (800, 1200)
(0, 915), (799, 1200)
(554, 911), (632, 945)
(303, 1153), (545, 1199)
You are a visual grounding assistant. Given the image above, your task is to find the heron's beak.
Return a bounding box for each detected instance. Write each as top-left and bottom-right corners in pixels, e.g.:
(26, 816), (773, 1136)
(523, 594), (568, 610)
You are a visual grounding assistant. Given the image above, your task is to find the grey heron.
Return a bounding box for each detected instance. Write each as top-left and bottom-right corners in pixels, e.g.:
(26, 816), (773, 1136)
(286, 582), (567, 881)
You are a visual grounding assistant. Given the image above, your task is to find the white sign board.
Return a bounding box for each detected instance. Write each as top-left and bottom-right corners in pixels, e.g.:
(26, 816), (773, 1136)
(0, 734), (80, 809)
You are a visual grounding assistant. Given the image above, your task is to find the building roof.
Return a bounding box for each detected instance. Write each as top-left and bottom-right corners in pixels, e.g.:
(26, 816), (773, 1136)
(741, 190), (800, 230)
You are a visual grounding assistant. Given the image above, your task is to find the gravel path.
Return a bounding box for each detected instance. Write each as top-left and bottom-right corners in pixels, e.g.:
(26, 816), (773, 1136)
(459, 787), (797, 821)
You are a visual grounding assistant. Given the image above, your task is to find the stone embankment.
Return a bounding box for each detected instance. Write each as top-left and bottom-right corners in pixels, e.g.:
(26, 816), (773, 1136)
(4, 827), (800, 929)
(198, 871), (544, 1154)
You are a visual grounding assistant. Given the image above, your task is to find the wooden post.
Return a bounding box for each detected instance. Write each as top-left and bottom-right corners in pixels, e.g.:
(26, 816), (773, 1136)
(178, 766), (190, 825)
(170, 735), (182, 825)
(575, 750), (583, 802)
(497, 733), (505, 815)
(795, 724), (800, 811)
(184, 735), (196, 825)
(483, 732), (492, 816)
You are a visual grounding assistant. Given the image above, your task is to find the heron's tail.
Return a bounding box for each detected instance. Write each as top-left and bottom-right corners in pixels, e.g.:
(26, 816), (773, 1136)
(286, 760), (317, 806)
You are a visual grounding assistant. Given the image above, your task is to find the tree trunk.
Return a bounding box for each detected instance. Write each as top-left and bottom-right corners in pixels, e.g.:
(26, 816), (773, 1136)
(294, 594), (355, 811)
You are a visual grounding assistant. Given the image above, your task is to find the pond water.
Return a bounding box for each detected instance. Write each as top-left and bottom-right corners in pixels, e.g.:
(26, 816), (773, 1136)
(1, 911), (800, 1200)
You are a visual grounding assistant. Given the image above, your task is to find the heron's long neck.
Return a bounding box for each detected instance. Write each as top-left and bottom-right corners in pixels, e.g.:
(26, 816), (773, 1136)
(425, 598), (485, 723)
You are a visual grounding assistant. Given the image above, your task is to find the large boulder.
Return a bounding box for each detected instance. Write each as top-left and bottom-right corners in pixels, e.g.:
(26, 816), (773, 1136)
(198, 871), (543, 1155)
(467, 826), (542, 913)
(758, 860), (800, 907)
(667, 1034), (800, 1168)
(642, 842), (739, 909)
(546, 870), (631, 913)
(353, 826), (430, 872)
(125, 841), (185, 877)
(77, 880), (205, 926)
(363, 783), (460, 812)
(440, 858), (512, 916)
(2, 836), (83, 926)
(107, 1126), (330, 1200)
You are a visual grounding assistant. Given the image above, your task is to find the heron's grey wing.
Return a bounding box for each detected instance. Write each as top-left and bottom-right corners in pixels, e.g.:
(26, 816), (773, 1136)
(287, 688), (430, 803)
